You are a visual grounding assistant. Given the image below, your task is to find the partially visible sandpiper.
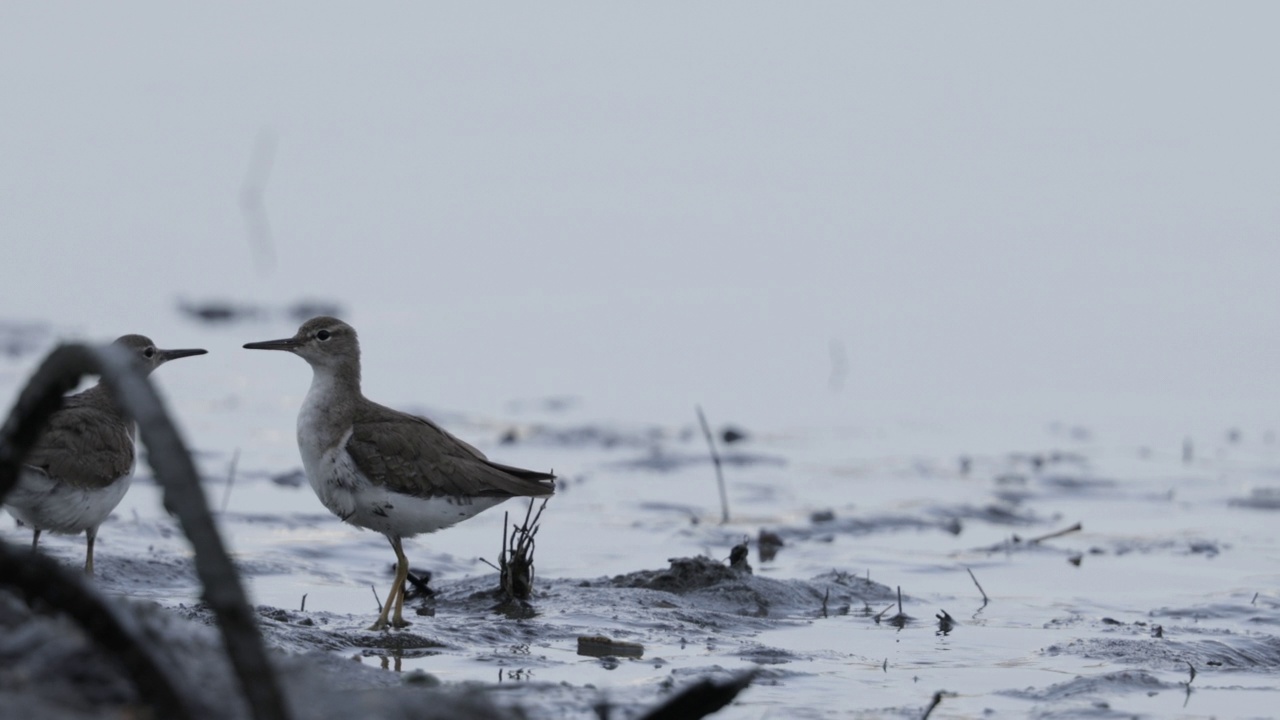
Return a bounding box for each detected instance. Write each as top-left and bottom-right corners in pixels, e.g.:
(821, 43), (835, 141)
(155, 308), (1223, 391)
(4, 335), (207, 574)
(244, 317), (555, 630)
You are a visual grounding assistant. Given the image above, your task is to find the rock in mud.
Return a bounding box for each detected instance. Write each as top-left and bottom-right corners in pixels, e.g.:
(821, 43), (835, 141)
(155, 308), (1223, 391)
(607, 556), (894, 619)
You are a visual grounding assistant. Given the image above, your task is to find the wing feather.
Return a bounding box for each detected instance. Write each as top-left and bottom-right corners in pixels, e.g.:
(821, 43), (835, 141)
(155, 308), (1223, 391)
(24, 391), (133, 490)
(346, 402), (555, 499)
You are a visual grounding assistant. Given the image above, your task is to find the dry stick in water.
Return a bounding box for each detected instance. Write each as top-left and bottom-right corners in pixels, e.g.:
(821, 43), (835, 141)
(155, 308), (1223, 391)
(480, 514), (509, 575)
(0, 343), (290, 720)
(873, 602), (895, 623)
(220, 448), (240, 513)
(966, 567), (989, 606)
(1028, 522), (1083, 545)
(695, 405), (730, 523)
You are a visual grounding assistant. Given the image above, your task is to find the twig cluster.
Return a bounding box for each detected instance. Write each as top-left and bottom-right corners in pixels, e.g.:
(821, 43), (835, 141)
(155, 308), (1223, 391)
(494, 498), (549, 602)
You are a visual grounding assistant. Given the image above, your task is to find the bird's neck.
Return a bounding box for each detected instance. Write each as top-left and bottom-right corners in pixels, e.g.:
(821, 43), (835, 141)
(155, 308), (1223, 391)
(299, 362), (361, 448)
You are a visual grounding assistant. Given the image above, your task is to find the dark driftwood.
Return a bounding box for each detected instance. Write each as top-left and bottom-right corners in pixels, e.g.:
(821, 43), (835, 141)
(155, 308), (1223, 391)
(637, 669), (757, 720)
(0, 343), (290, 720)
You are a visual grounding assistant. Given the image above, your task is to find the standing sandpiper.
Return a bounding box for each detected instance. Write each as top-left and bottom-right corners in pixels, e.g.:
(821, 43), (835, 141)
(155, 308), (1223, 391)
(4, 335), (207, 574)
(244, 317), (555, 630)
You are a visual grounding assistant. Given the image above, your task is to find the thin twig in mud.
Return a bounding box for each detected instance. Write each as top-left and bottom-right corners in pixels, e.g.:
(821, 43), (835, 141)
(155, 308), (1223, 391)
(967, 567), (989, 606)
(885, 586), (912, 628)
(695, 405), (730, 523)
(921, 691), (945, 720)
(1028, 522), (1082, 544)
(299, 594), (307, 612)
(1185, 661), (1196, 685)
(873, 602), (895, 623)
(370, 584), (381, 611)
(220, 448), (240, 513)
(1252, 592), (1259, 605)
(821, 588), (830, 618)
(496, 498), (548, 602)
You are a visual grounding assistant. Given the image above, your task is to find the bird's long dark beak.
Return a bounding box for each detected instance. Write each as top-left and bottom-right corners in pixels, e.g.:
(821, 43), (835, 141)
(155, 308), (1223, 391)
(243, 337), (301, 351)
(159, 348), (208, 361)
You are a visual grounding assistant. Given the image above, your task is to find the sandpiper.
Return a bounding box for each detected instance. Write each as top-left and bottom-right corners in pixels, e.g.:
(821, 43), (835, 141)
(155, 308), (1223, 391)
(5, 335), (207, 574)
(244, 317), (555, 630)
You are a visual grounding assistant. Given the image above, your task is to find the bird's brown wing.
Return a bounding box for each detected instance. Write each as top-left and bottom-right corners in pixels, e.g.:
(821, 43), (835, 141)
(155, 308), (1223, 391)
(346, 402), (555, 499)
(24, 394), (133, 489)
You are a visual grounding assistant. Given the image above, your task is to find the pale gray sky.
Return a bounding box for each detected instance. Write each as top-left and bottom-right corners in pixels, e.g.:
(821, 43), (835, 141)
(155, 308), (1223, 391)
(2, 3), (1277, 438)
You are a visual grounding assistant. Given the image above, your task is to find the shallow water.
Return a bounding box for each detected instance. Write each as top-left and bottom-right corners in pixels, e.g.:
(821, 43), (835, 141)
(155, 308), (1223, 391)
(3, 314), (1279, 718)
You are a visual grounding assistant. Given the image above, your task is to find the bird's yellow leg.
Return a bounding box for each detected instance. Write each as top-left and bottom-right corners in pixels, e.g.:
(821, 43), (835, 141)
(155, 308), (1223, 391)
(390, 537), (412, 628)
(369, 535), (409, 631)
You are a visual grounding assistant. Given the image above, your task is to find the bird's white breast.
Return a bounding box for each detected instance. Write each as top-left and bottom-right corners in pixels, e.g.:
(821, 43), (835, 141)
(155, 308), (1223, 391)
(297, 371), (357, 517)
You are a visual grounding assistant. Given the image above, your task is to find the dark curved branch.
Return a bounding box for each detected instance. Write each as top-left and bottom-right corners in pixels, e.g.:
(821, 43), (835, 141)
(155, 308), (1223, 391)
(637, 669), (757, 720)
(0, 343), (291, 720)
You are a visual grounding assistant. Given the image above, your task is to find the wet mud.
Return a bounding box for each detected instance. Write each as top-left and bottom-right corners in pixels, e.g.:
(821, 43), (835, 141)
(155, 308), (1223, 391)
(3, 352), (1280, 718)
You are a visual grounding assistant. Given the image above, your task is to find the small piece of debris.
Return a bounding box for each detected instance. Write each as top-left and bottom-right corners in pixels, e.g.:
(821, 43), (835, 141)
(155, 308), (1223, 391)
(578, 635), (644, 658)
(270, 470), (306, 488)
(810, 510), (836, 523)
(728, 541), (752, 574)
(757, 530), (784, 562)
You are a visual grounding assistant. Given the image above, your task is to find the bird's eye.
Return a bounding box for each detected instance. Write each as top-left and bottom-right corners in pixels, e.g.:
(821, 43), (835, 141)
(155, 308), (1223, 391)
(143, 347), (156, 358)
(316, 330), (331, 341)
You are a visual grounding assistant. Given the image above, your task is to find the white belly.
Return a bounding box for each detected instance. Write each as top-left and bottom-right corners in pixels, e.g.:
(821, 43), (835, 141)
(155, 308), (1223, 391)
(299, 424), (506, 538)
(4, 467), (131, 535)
